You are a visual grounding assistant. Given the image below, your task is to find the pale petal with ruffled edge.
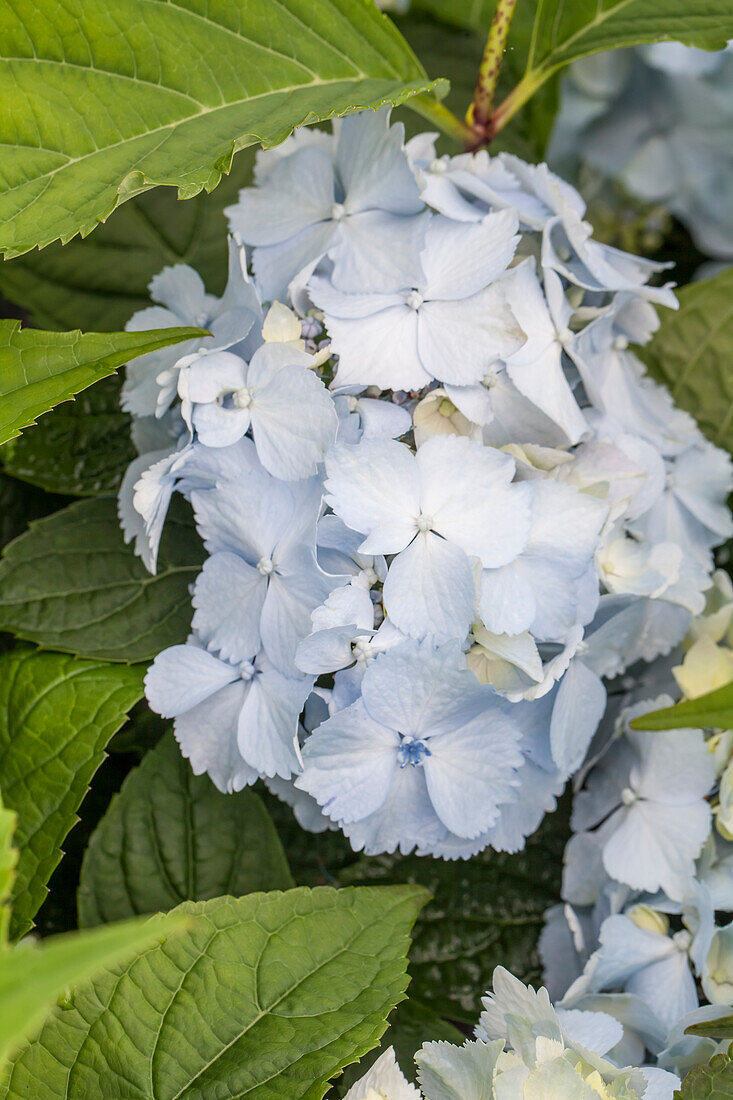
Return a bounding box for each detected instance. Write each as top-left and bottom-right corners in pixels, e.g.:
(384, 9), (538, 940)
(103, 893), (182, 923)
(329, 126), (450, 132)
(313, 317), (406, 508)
(383, 531), (476, 643)
(191, 552), (266, 663)
(324, 439), (420, 550)
(145, 643), (239, 717)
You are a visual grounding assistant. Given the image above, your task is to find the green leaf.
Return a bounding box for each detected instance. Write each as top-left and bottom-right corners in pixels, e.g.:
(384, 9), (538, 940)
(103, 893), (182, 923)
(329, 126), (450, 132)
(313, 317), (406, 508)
(0, 647), (144, 940)
(637, 269), (733, 454)
(0, 496), (204, 663)
(341, 803), (568, 1022)
(686, 1017), (733, 1040)
(260, 790), (359, 888)
(631, 681), (733, 731)
(0, 792), (18, 946)
(0, 912), (186, 1071)
(1, 376), (135, 496)
(0, 473), (65, 554)
(675, 1044), (733, 1100)
(0, 152), (256, 332)
(0, 319), (205, 447)
(523, 0), (733, 78)
(78, 732), (294, 926)
(338, 999), (464, 1092)
(1, 886), (429, 1100)
(0, 0), (441, 258)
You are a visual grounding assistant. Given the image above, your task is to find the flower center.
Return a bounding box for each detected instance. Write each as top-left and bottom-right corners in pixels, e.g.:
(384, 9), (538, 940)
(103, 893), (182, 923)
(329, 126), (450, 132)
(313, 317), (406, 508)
(415, 513), (433, 533)
(239, 660), (256, 681)
(430, 158), (447, 174)
(406, 290), (423, 310)
(232, 386), (253, 409)
(557, 326), (573, 347)
(621, 787), (637, 806)
(613, 335), (629, 351)
(257, 556), (274, 576)
(346, 395), (360, 412)
(331, 202), (346, 221)
(398, 738), (431, 768)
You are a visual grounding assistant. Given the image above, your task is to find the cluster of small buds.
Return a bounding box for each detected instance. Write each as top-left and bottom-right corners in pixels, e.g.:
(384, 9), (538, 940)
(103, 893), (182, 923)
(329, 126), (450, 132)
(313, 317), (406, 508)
(118, 107), (732, 864)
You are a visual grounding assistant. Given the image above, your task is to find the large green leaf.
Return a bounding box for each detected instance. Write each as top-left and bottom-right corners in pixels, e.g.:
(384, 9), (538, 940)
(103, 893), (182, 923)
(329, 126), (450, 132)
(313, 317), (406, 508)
(0, 152), (255, 332)
(1, 376), (135, 496)
(1, 886), (428, 1100)
(0, 912), (186, 1071)
(631, 681), (733, 731)
(523, 0), (733, 78)
(338, 999), (464, 1092)
(675, 1045), (733, 1100)
(637, 269), (733, 454)
(341, 804), (568, 1022)
(0, 647), (144, 940)
(78, 732), (294, 926)
(0, 0), (441, 258)
(0, 496), (204, 662)
(0, 319), (205, 447)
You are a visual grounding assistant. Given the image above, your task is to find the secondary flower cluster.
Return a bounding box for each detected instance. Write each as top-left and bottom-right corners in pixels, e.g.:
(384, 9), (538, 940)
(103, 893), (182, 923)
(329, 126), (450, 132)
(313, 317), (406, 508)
(119, 107), (733, 860)
(343, 967), (686, 1100)
(533, 577), (733, 1079)
(549, 41), (733, 261)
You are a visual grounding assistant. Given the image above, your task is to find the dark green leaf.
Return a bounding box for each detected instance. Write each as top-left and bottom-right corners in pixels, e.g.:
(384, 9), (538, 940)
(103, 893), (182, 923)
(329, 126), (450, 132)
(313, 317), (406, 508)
(0, 496), (204, 663)
(0, 0), (440, 258)
(675, 1044), (733, 1100)
(0, 472), (67, 553)
(341, 802), (569, 1022)
(637, 269), (733, 454)
(0, 646), (144, 939)
(1, 376), (135, 496)
(1, 886), (429, 1100)
(0, 320), (204, 448)
(78, 732), (294, 926)
(0, 153), (255, 332)
(261, 789), (359, 888)
(631, 681), (733, 731)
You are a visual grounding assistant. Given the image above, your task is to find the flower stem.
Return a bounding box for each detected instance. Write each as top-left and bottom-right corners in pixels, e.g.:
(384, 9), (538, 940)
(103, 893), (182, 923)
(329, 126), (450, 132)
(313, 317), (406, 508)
(466, 0), (519, 147)
(488, 69), (546, 141)
(407, 93), (474, 146)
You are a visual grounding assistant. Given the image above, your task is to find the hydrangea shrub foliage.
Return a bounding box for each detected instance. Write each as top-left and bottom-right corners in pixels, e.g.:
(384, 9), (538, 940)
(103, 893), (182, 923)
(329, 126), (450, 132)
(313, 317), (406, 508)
(2, 0), (733, 1096)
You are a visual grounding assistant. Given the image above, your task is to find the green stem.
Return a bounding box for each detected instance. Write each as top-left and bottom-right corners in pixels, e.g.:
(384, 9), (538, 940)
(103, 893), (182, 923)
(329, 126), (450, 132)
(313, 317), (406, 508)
(467, 0), (519, 145)
(488, 68), (547, 140)
(407, 93), (474, 146)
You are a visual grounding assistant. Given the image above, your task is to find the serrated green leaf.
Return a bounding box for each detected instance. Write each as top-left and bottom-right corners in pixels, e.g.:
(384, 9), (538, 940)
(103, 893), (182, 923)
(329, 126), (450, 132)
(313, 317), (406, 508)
(637, 269), (733, 454)
(675, 1044), (733, 1100)
(341, 804), (568, 1022)
(0, 0), (441, 258)
(0, 912), (186, 1071)
(78, 732), (294, 926)
(1, 376), (135, 496)
(1, 886), (429, 1100)
(338, 999), (464, 1092)
(686, 1017), (733, 1040)
(0, 152), (256, 332)
(0, 647), (144, 940)
(0, 496), (204, 662)
(0, 319), (205, 447)
(525, 0), (733, 76)
(631, 681), (733, 731)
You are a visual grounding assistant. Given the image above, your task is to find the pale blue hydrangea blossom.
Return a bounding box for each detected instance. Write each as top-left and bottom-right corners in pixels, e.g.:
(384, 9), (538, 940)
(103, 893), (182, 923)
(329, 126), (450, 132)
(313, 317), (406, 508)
(117, 109), (732, 919)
